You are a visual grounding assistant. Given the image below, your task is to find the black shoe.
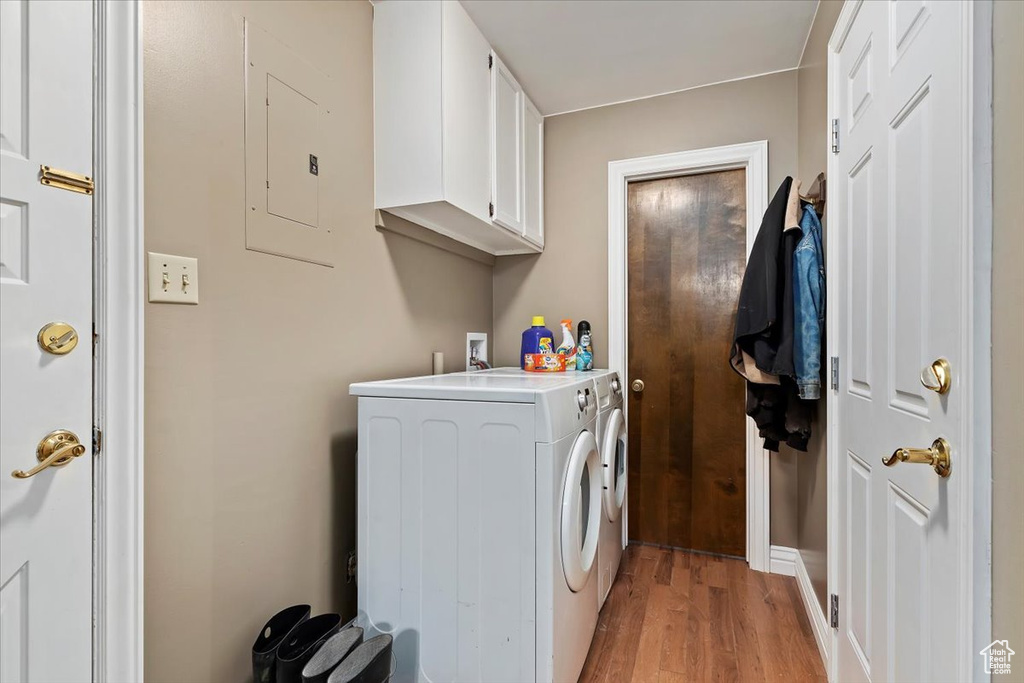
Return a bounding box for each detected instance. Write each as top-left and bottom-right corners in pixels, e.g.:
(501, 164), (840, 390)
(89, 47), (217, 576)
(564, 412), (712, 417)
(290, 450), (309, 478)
(275, 614), (343, 683)
(301, 627), (364, 683)
(326, 634), (393, 683)
(253, 605), (311, 683)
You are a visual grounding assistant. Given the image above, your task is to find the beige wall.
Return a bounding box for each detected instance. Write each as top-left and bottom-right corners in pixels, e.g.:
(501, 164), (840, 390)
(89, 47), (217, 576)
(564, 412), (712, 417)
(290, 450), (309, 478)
(141, 3), (1021, 678)
(992, 0), (1024, 661)
(492, 70), (802, 546)
(143, 3), (493, 681)
(793, 0), (843, 615)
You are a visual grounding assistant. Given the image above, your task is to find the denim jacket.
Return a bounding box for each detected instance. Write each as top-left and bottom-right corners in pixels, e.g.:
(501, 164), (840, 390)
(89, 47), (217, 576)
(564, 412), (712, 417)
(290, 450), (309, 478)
(793, 204), (825, 399)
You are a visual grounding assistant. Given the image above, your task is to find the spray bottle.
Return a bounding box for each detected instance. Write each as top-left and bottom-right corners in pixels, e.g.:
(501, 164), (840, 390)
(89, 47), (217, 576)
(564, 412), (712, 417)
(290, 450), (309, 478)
(555, 319), (577, 371)
(576, 320), (594, 371)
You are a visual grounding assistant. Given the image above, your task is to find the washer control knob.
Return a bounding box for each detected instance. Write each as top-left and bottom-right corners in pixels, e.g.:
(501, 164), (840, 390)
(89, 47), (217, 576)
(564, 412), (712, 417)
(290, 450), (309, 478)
(610, 378), (621, 394)
(577, 391), (588, 411)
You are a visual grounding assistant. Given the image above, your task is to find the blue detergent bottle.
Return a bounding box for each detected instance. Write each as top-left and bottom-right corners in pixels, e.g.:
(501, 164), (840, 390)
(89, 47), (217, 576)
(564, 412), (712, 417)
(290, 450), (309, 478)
(520, 316), (554, 369)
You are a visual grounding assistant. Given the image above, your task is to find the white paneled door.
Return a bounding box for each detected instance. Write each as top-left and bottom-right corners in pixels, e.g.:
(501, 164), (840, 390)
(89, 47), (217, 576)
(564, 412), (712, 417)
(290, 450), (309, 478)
(833, 1), (970, 681)
(0, 1), (94, 681)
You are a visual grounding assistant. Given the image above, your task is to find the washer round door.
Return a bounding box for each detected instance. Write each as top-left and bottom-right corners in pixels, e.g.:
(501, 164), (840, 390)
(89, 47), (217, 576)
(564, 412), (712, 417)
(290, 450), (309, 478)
(601, 408), (627, 522)
(561, 429), (602, 593)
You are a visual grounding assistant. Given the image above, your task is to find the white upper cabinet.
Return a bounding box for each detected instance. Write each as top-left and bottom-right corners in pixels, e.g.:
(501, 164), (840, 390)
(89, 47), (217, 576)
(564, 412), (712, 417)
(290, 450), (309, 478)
(373, 0), (543, 255)
(490, 52), (524, 235)
(523, 95), (544, 247)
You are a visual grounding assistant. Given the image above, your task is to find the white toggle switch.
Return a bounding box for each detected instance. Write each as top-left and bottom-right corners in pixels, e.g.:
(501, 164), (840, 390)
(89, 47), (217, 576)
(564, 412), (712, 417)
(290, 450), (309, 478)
(148, 252), (199, 304)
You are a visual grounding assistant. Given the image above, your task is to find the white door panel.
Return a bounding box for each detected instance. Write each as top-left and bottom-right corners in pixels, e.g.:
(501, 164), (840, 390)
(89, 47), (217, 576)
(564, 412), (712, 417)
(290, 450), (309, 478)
(0, 1), (94, 681)
(490, 52), (524, 234)
(523, 96), (543, 247)
(833, 1), (965, 681)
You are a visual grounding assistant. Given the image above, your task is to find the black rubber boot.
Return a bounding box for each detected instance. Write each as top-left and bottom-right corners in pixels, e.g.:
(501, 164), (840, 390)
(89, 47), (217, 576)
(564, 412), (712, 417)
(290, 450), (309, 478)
(301, 627), (364, 683)
(326, 634), (393, 683)
(275, 613), (343, 683)
(252, 605), (311, 683)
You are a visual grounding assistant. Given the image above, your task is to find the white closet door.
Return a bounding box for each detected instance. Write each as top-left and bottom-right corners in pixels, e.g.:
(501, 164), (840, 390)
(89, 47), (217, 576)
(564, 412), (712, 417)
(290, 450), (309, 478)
(0, 2), (94, 681)
(490, 52), (524, 234)
(832, 1), (969, 681)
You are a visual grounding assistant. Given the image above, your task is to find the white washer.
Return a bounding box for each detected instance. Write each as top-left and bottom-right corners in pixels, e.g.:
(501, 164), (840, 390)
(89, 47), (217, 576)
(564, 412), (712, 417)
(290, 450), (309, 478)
(594, 371), (627, 608)
(350, 371), (601, 683)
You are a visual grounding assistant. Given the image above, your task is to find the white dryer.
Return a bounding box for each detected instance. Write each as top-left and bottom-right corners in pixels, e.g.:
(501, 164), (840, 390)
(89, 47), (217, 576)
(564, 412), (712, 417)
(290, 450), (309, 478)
(594, 371), (627, 608)
(350, 372), (601, 683)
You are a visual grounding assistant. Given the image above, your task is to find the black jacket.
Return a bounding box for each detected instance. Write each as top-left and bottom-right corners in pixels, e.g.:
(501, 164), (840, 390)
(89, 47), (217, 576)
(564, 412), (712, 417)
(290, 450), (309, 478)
(730, 177), (799, 379)
(730, 177), (812, 451)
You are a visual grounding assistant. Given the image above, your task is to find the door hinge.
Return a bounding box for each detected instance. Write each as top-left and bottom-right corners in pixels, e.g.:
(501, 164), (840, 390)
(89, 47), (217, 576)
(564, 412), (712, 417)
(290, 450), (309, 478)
(488, 53), (493, 69)
(92, 426), (103, 456)
(347, 550), (357, 583)
(831, 118), (840, 154)
(489, 201), (494, 218)
(830, 356), (840, 392)
(830, 594), (839, 629)
(39, 165), (94, 195)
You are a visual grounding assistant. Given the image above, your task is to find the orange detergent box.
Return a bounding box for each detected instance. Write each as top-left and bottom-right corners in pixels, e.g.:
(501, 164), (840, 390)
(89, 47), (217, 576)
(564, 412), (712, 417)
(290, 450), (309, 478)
(524, 353), (566, 372)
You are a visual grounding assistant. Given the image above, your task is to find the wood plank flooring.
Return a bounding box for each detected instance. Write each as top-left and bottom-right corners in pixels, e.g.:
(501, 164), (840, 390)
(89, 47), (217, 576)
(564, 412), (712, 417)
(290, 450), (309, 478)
(580, 545), (827, 683)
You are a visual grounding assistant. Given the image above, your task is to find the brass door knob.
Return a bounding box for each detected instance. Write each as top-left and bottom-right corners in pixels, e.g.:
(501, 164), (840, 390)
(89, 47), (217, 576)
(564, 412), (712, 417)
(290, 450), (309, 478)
(12, 430), (87, 479)
(631, 379), (645, 393)
(920, 358), (952, 394)
(882, 437), (952, 478)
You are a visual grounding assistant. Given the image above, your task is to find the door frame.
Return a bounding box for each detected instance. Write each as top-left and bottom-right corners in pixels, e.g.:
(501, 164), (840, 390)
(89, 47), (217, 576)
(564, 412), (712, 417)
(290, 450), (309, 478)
(825, 2), (993, 681)
(93, 1), (145, 680)
(607, 140), (771, 571)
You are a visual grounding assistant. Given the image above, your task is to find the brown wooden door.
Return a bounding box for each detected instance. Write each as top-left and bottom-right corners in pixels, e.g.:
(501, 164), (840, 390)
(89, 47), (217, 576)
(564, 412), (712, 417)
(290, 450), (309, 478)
(626, 169), (747, 556)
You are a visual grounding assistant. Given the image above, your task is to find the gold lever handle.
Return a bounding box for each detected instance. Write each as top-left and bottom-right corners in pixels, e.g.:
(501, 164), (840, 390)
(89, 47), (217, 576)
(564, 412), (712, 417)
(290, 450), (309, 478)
(12, 430), (87, 479)
(920, 358), (952, 395)
(882, 437), (951, 478)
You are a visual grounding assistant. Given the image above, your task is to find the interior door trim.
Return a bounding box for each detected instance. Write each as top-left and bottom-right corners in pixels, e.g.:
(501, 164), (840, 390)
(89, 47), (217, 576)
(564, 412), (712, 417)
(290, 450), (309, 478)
(825, 2), (994, 681)
(93, 2), (145, 680)
(606, 140), (770, 572)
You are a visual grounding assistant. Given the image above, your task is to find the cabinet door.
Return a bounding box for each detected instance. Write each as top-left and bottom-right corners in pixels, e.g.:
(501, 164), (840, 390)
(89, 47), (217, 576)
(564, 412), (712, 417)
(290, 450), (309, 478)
(490, 52), (524, 234)
(442, 0), (491, 222)
(523, 96), (544, 247)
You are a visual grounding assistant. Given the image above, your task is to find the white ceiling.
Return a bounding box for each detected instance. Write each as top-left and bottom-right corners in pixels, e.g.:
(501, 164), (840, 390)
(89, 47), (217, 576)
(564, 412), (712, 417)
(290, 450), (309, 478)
(460, 0), (818, 116)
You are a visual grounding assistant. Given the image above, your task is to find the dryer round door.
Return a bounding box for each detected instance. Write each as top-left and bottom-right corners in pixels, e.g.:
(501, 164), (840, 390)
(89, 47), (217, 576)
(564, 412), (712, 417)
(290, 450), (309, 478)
(560, 429), (602, 593)
(601, 408), (627, 522)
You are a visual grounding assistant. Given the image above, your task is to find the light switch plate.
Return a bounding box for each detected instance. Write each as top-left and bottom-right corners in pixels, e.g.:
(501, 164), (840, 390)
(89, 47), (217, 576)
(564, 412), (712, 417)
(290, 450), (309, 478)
(148, 252), (199, 304)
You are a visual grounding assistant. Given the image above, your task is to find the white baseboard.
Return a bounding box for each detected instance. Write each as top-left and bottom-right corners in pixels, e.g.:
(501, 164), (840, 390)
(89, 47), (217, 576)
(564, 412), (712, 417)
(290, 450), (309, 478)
(769, 545), (797, 576)
(795, 550), (831, 671)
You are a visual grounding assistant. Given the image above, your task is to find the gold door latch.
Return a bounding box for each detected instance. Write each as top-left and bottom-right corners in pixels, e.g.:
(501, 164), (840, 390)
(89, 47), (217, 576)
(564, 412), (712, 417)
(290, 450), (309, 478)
(882, 437), (952, 478)
(39, 165), (94, 195)
(920, 357), (952, 395)
(37, 322), (79, 355)
(11, 430), (87, 479)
